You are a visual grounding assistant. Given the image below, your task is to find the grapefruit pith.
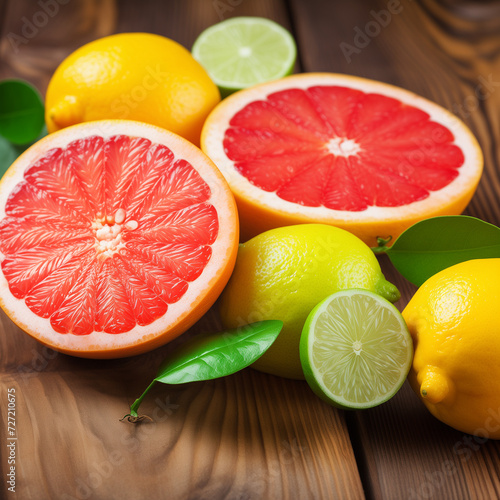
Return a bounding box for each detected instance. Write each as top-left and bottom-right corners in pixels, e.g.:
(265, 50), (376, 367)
(201, 73), (483, 245)
(0, 120), (239, 358)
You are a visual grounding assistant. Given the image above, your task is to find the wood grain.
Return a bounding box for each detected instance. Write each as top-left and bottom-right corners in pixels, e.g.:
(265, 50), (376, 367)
(0, 348), (364, 499)
(0, 0), (116, 93)
(2, 0), (500, 498)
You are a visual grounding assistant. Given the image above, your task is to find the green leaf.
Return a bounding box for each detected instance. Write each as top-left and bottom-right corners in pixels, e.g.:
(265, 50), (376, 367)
(0, 79), (45, 145)
(122, 321), (283, 422)
(385, 216), (500, 286)
(0, 136), (19, 177)
(156, 320), (283, 384)
(0, 124), (47, 179)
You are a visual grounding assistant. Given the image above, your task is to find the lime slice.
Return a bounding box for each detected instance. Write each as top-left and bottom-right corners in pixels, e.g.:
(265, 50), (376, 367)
(192, 17), (297, 97)
(300, 289), (413, 409)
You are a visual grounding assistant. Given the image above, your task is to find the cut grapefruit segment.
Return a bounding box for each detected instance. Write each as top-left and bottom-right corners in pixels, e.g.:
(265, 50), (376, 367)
(201, 73), (483, 245)
(0, 120), (238, 358)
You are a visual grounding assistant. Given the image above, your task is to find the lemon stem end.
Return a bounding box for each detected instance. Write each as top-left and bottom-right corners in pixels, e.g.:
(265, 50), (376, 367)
(371, 236), (392, 254)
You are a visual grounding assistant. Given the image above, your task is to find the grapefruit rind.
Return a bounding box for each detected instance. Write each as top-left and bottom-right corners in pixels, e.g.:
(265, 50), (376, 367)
(201, 73), (483, 245)
(0, 120), (239, 358)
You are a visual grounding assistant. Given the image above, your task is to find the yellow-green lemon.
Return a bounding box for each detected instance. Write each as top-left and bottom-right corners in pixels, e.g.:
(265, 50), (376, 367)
(219, 224), (400, 379)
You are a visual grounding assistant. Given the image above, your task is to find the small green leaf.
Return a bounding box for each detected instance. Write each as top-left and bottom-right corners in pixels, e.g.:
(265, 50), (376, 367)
(0, 79), (45, 145)
(123, 321), (283, 422)
(156, 320), (283, 384)
(386, 216), (500, 286)
(0, 136), (19, 177)
(0, 124), (47, 179)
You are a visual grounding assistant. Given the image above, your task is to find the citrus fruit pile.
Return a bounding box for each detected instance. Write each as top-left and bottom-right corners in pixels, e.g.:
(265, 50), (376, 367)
(0, 120), (238, 357)
(1, 19), (496, 436)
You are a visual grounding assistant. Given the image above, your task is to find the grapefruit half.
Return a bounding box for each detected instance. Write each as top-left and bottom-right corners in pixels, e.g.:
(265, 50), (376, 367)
(0, 120), (239, 358)
(201, 73), (483, 245)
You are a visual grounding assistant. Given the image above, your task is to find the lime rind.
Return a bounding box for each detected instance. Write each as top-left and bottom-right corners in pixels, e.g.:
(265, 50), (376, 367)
(192, 17), (297, 96)
(300, 289), (413, 410)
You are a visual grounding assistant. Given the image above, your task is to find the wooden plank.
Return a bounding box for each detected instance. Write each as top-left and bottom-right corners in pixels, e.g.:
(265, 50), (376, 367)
(0, 0), (116, 94)
(0, 0), (8, 39)
(289, 0), (500, 497)
(115, 0), (295, 50)
(350, 383), (500, 499)
(0, 1), (364, 498)
(1, 363), (365, 499)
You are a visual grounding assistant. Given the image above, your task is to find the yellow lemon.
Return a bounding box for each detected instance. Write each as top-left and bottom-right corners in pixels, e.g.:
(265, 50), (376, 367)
(219, 224), (400, 379)
(403, 259), (500, 438)
(45, 33), (220, 146)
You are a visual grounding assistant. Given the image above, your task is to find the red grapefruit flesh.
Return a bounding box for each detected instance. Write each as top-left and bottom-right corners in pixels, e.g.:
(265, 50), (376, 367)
(0, 120), (238, 358)
(201, 73), (483, 245)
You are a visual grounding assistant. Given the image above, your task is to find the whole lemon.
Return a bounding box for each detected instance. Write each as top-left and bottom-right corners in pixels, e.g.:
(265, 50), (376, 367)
(219, 224), (400, 379)
(45, 33), (220, 146)
(403, 259), (500, 438)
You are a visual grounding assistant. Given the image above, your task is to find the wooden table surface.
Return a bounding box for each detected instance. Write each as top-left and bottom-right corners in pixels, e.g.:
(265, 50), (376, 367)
(1, 0), (500, 499)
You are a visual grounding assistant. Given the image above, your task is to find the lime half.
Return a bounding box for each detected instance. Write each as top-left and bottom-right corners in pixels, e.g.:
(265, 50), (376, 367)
(192, 17), (297, 97)
(300, 290), (413, 410)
